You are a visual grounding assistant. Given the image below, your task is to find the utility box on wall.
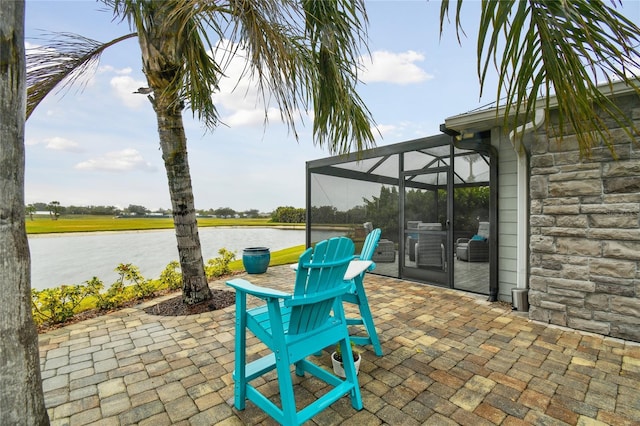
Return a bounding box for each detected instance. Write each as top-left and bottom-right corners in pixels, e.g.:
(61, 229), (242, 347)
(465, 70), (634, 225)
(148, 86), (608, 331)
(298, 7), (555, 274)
(512, 288), (529, 312)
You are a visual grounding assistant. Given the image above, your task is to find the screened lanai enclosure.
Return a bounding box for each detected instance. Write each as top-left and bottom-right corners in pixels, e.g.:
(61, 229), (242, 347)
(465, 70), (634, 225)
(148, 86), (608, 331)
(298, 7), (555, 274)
(306, 132), (498, 300)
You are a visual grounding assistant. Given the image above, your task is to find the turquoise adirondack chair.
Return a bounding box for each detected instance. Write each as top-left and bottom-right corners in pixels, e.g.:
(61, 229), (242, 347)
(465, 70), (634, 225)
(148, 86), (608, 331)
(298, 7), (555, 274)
(342, 228), (384, 356)
(226, 237), (363, 425)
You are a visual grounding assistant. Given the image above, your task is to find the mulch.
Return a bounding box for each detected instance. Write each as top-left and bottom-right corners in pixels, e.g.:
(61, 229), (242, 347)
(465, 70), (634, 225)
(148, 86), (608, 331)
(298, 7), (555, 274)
(143, 289), (235, 316)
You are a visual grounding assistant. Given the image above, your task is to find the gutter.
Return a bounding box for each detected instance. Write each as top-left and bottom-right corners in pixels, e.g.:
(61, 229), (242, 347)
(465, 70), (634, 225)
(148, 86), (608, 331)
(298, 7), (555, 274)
(509, 109), (545, 296)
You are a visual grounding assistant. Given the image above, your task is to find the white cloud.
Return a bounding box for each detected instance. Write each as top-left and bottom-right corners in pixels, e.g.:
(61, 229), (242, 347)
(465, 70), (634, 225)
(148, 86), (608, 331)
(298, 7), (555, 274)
(360, 50), (433, 85)
(110, 75), (149, 109)
(99, 65), (133, 75)
(44, 137), (83, 152)
(372, 121), (436, 142)
(224, 107), (284, 127)
(210, 46), (434, 129)
(375, 124), (398, 137)
(26, 136), (83, 152)
(75, 148), (156, 172)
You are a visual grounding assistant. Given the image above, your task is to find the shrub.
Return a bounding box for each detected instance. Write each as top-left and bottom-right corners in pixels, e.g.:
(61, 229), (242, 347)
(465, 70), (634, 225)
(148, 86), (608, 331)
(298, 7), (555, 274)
(86, 264), (155, 311)
(158, 261), (182, 290)
(85, 277), (109, 310)
(271, 206), (305, 223)
(31, 284), (91, 325)
(205, 248), (236, 279)
(32, 251), (239, 329)
(99, 277), (127, 310)
(115, 263), (156, 299)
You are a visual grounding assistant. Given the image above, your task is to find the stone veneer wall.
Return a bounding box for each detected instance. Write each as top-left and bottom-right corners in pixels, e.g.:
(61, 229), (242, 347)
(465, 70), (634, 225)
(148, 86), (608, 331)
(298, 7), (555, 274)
(528, 92), (640, 342)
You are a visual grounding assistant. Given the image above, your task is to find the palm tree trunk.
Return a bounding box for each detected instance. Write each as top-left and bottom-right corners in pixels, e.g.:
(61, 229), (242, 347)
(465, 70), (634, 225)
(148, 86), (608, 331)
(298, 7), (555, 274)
(155, 103), (212, 304)
(134, 4), (212, 305)
(0, 0), (49, 423)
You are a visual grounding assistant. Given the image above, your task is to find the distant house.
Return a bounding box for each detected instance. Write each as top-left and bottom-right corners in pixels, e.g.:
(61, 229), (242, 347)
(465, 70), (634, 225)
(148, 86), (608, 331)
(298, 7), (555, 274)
(307, 81), (640, 342)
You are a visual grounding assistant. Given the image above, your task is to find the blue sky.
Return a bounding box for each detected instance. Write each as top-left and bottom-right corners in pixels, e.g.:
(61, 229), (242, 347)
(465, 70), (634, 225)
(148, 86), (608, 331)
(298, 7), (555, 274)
(24, 1), (640, 212)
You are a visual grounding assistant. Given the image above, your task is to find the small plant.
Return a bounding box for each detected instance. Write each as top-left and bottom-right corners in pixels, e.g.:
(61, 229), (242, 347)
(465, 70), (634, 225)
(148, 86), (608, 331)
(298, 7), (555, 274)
(85, 276), (109, 310)
(100, 277), (127, 310)
(115, 263), (156, 299)
(333, 340), (360, 363)
(205, 248), (236, 279)
(88, 264), (151, 311)
(158, 261), (182, 290)
(31, 284), (91, 325)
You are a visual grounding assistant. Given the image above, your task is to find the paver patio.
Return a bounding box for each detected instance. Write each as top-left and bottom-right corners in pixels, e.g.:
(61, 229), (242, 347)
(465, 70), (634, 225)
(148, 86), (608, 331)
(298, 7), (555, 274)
(38, 265), (640, 425)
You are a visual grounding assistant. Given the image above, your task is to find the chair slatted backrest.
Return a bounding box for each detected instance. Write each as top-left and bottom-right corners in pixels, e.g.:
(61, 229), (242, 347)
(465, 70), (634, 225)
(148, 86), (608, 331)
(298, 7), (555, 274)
(359, 228), (381, 262)
(287, 237), (354, 335)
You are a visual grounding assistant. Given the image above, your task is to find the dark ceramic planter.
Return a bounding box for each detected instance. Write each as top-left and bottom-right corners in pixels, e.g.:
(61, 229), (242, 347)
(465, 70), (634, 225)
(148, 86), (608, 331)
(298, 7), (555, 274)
(242, 247), (270, 274)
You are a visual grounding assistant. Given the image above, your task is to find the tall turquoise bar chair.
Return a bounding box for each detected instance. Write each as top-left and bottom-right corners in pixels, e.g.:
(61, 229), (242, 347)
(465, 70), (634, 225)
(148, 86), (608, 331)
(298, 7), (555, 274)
(227, 237), (363, 425)
(342, 227), (384, 356)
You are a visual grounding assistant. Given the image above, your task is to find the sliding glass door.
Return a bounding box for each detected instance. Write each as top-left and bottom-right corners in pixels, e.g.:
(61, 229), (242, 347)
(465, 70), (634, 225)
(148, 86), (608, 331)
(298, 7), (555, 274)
(401, 144), (450, 286)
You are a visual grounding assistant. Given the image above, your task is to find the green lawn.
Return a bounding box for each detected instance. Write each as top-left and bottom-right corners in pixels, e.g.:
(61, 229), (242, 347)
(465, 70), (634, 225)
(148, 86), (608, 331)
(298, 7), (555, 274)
(25, 215), (301, 234)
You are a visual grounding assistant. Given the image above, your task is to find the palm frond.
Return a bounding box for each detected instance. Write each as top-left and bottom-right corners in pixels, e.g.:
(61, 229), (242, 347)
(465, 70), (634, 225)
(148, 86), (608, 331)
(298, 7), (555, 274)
(29, 1), (376, 154)
(302, 0), (376, 154)
(208, 0), (303, 131)
(26, 32), (136, 120)
(101, 0), (225, 127)
(441, 0), (640, 157)
(174, 0), (376, 155)
(171, 11), (224, 128)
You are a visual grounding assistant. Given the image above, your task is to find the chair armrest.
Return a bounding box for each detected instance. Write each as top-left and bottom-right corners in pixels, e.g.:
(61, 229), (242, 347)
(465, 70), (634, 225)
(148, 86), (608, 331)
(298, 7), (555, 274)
(468, 239), (488, 248)
(368, 261), (377, 272)
(352, 255), (376, 272)
(226, 278), (291, 300)
(285, 282), (352, 307)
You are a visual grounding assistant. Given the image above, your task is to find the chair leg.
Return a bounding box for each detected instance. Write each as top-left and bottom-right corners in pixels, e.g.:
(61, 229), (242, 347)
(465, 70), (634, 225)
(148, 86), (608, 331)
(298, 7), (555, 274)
(350, 276), (383, 356)
(275, 354), (298, 425)
(233, 294), (247, 410)
(339, 338), (363, 411)
(356, 293), (383, 356)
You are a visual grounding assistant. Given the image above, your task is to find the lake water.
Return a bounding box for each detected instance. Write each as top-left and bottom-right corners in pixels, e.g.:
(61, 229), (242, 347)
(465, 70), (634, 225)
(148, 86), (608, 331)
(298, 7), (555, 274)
(28, 227), (342, 291)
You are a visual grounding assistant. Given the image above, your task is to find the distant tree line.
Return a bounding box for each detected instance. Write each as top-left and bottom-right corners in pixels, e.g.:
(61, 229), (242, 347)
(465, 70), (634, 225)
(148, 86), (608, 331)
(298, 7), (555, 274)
(198, 207), (262, 218)
(26, 201), (121, 217)
(24, 201), (292, 221)
(270, 206), (305, 223)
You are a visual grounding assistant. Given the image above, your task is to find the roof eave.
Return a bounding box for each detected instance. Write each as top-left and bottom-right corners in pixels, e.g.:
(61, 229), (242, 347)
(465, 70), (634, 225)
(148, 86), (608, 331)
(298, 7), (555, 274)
(443, 79), (638, 133)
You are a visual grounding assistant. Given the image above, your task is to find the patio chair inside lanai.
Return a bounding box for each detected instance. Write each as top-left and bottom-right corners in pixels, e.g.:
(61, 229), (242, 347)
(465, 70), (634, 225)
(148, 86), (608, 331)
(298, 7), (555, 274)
(456, 221), (490, 262)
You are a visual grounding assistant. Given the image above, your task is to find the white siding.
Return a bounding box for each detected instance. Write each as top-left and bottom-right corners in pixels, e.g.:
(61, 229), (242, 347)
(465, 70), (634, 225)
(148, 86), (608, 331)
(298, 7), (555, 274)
(494, 128), (518, 302)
